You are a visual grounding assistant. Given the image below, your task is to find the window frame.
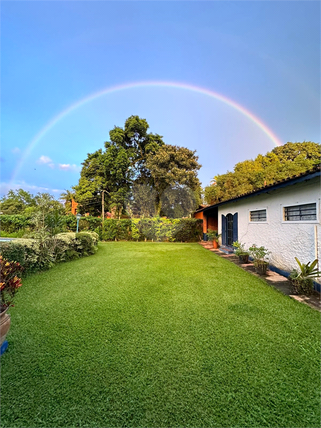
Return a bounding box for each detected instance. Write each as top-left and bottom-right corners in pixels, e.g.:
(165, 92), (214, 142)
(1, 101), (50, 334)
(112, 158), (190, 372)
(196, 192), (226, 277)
(248, 208), (268, 224)
(282, 201), (318, 224)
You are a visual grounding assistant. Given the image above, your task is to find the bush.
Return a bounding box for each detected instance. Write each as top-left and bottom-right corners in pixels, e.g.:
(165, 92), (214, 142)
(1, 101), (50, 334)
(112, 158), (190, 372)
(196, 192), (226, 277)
(0, 238), (54, 274)
(0, 256), (23, 309)
(0, 214), (32, 233)
(0, 214), (102, 235)
(0, 232), (99, 275)
(172, 219), (203, 242)
(75, 232), (97, 256)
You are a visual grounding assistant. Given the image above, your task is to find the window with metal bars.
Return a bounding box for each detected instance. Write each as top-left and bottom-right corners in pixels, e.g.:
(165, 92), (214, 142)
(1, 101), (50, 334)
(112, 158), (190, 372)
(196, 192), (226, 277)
(284, 203), (317, 221)
(250, 209), (267, 222)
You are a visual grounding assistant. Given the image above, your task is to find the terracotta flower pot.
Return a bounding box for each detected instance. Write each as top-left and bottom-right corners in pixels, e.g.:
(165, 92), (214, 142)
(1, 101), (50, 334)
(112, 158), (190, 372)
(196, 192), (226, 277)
(0, 307), (11, 346)
(213, 240), (219, 249)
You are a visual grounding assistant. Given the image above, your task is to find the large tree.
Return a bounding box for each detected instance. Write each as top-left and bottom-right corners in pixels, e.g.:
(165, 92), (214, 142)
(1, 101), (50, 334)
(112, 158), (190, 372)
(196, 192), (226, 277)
(74, 116), (202, 218)
(73, 116), (165, 216)
(204, 142), (320, 205)
(146, 144), (201, 215)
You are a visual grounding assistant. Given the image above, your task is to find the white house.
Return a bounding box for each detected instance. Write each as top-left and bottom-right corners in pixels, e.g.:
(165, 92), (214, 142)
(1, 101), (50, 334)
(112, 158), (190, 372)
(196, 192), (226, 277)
(197, 166), (321, 286)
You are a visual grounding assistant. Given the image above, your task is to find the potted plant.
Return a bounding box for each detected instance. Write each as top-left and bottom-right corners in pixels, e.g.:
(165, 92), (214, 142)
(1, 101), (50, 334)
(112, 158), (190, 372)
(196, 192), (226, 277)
(289, 257), (321, 295)
(0, 256), (23, 349)
(206, 229), (221, 249)
(233, 241), (250, 264)
(249, 244), (270, 275)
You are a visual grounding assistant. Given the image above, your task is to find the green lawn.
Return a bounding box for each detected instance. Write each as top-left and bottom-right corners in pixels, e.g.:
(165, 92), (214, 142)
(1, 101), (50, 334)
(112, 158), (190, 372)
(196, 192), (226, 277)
(1, 242), (320, 428)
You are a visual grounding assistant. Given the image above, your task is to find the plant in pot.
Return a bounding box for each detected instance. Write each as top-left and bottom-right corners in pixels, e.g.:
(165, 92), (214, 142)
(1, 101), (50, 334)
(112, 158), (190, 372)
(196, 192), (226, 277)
(248, 244), (270, 275)
(233, 241), (250, 264)
(0, 256), (23, 350)
(206, 229), (221, 249)
(289, 257), (321, 295)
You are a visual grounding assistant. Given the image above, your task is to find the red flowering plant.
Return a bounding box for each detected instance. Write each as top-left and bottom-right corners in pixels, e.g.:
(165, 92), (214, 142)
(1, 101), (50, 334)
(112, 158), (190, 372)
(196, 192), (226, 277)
(0, 256), (23, 312)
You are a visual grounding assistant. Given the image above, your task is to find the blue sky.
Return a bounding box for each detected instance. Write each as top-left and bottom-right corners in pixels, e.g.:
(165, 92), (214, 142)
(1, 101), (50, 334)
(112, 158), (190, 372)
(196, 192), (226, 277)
(1, 1), (320, 198)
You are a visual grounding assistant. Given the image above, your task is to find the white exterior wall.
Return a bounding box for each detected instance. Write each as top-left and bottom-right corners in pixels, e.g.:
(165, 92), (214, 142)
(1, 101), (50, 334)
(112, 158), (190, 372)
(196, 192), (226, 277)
(218, 177), (321, 278)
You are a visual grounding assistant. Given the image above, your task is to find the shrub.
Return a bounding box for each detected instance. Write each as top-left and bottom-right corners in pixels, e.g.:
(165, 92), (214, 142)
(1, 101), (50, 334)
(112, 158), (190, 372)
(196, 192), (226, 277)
(0, 232), (99, 275)
(101, 220), (120, 241)
(289, 258), (321, 295)
(172, 219), (203, 242)
(233, 241), (250, 256)
(0, 256), (23, 310)
(0, 239), (41, 275)
(0, 214), (32, 233)
(75, 232), (97, 256)
(249, 244), (270, 266)
(0, 214), (103, 234)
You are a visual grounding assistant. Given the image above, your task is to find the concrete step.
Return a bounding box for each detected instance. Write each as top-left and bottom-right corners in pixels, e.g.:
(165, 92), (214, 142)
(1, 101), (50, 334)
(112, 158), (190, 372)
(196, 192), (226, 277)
(219, 246), (235, 254)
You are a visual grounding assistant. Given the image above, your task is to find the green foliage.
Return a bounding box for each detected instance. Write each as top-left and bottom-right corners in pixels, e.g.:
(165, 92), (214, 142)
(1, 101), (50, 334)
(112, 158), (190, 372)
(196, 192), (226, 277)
(126, 183), (157, 218)
(0, 242), (26, 266)
(0, 232), (99, 275)
(172, 219), (203, 242)
(290, 258), (321, 295)
(206, 229), (221, 242)
(74, 116), (201, 218)
(0, 256), (23, 309)
(73, 115), (165, 216)
(45, 209), (66, 236)
(248, 244), (270, 266)
(146, 144), (201, 215)
(59, 189), (76, 214)
(233, 241), (250, 256)
(0, 189), (36, 214)
(0, 214), (32, 233)
(0, 239), (46, 275)
(0, 214), (102, 235)
(100, 218), (202, 242)
(204, 142), (321, 204)
(75, 233), (97, 257)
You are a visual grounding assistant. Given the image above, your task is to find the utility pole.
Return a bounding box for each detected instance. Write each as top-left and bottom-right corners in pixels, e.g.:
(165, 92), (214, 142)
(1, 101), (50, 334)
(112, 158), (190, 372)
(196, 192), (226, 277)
(100, 189), (110, 224)
(102, 190), (105, 221)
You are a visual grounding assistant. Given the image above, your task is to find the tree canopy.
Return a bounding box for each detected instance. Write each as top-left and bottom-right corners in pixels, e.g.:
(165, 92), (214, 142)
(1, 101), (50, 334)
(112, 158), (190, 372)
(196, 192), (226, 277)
(146, 144), (201, 215)
(204, 142), (320, 205)
(73, 116), (201, 217)
(0, 189), (63, 215)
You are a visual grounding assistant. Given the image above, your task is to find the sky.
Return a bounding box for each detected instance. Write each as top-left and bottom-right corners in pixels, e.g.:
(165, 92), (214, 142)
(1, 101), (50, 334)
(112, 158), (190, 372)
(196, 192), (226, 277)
(1, 1), (320, 198)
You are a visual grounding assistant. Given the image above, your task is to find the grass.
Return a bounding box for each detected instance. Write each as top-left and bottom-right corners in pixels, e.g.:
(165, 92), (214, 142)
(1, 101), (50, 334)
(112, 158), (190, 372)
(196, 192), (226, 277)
(1, 242), (320, 427)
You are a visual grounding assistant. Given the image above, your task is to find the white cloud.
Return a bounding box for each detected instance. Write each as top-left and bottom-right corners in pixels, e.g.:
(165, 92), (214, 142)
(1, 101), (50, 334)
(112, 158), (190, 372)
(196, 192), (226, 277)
(11, 147), (21, 154)
(58, 164), (80, 172)
(37, 155), (53, 165)
(0, 180), (64, 197)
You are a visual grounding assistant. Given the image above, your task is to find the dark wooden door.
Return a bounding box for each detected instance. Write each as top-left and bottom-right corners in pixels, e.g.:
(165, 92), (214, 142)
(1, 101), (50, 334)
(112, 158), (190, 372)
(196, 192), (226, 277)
(227, 214), (234, 245)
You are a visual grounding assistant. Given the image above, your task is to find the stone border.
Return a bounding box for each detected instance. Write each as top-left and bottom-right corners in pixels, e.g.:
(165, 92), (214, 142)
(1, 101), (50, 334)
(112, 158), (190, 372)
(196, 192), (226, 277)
(199, 242), (321, 312)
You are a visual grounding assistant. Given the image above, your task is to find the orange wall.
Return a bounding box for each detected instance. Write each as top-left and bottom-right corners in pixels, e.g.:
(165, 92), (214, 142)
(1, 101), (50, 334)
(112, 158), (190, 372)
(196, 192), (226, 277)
(208, 216), (218, 230)
(194, 212), (203, 219)
(71, 199), (78, 215)
(194, 209), (218, 238)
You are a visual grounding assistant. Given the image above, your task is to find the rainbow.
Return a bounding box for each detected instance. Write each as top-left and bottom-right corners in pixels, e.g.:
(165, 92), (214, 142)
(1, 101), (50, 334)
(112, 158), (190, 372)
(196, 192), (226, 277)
(11, 80), (283, 183)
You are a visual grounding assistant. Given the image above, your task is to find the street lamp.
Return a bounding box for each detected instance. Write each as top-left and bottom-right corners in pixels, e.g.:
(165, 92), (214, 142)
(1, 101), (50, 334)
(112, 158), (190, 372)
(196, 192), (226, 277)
(76, 213), (81, 233)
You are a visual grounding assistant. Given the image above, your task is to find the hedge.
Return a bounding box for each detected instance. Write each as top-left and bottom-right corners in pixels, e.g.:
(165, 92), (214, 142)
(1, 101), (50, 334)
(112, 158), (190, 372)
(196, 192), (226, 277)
(0, 214), (203, 243)
(101, 218), (202, 242)
(0, 231), (99, 275)
(0, 214), (102, 234)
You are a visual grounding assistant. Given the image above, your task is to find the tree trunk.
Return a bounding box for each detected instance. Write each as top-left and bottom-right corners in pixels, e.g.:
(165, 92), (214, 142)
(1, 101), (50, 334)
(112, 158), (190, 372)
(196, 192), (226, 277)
(155, 193), (162, 216)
